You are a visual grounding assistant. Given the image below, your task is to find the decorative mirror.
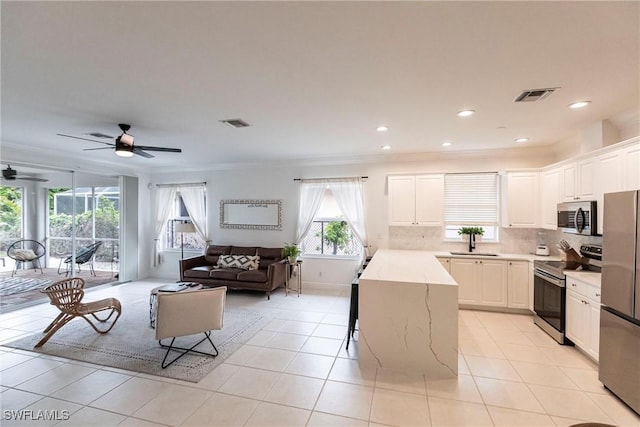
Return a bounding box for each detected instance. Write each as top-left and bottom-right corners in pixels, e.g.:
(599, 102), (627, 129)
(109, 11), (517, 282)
(220, 199), (282, 230)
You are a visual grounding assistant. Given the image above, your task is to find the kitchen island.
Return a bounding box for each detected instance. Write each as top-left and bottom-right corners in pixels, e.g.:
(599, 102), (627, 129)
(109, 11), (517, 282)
(358, 249), (458, 379)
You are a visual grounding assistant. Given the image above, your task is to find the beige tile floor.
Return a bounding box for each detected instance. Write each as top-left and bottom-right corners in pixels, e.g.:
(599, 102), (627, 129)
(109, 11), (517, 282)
(1, 279), (639, 427)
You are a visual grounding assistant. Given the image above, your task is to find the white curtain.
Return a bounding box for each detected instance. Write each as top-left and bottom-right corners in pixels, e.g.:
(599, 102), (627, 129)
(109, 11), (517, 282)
(178, 184), (209, 245)
(331, 178), (370, 259)
(295, 182), (327, 244)
(153, 187), (176, 266)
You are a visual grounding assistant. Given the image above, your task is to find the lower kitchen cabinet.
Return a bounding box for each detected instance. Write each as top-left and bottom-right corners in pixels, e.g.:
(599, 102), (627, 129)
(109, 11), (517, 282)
(450, 258), (507, 307)
(507, 261), (529, 309)
(565, 277), (601, 361)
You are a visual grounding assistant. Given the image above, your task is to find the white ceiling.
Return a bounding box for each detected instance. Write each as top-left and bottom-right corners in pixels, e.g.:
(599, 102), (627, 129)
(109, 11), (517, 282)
(2, 1), (639, 173)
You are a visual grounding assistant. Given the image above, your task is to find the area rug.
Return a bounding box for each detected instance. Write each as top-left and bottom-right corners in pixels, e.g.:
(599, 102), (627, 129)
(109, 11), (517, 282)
(4, 299), (273, 383)
(0, 277), (52, 297)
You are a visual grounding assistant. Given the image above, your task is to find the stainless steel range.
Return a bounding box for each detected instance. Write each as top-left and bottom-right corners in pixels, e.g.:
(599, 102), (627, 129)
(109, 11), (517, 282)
(533, 245), (602, 344)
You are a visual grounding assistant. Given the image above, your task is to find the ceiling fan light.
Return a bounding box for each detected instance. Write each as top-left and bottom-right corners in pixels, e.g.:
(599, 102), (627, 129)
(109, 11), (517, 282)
(115, 140), (134, 157)
(119, 133), (134, 145)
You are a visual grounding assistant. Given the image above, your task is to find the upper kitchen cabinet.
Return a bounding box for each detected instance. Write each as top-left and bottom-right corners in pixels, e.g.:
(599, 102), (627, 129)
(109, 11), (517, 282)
(562, 159), (595, 201)
(387, 174), (444, 226)
(595, 151), (623, 235)
(540, 167), (562, 229)
(503, 172), (539, 228)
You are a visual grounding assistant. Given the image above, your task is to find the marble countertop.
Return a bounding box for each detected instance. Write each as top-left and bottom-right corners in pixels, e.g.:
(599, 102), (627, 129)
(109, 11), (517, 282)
(361, 249), (457, 286)
(564, 270), (602, 287)
(428, 251), (562, 262)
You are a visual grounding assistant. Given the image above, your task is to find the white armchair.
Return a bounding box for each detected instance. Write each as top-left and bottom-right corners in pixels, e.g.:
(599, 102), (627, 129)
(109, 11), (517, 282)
(155, 286), (226, 368)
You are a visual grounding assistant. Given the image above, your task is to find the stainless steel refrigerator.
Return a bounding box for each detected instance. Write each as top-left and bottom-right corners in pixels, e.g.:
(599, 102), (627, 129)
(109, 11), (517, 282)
(599, 190), (640, 415)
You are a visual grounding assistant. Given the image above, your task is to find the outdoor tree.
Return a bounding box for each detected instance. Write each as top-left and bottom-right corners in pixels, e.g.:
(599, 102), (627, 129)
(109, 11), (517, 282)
(323, 220), (350, 255)
(0, 187), (22, 252)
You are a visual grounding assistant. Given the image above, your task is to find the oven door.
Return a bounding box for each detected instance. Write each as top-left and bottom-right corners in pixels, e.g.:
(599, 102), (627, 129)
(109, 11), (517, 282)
(533, 269), (566, 334)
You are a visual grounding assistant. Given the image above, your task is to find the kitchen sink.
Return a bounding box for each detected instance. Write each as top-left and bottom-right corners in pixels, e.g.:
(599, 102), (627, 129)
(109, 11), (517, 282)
(450, 252), (499, 256)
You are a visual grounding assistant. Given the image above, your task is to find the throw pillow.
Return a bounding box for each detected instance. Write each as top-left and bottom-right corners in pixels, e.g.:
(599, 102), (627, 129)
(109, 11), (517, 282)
(217, 254), (260, 270)
(12, 249), (37, 261)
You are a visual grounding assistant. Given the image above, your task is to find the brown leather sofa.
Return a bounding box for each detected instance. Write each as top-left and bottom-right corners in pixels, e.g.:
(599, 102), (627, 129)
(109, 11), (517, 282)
(179, 245), (287, 299)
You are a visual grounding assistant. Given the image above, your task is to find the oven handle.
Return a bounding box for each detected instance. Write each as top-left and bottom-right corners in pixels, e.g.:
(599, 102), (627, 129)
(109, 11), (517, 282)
(534, 269), (565, 288)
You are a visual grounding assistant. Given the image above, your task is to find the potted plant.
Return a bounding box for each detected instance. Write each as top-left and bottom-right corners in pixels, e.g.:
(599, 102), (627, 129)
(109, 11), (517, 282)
(458, 226), (484, 241)
(281, 243), (301, 264)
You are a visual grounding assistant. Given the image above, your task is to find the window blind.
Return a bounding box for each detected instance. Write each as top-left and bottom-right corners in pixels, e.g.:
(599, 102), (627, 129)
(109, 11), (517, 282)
(444, 173), (499, 226)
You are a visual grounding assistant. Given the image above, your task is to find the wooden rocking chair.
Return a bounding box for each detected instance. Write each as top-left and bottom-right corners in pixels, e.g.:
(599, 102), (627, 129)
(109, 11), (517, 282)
(36, 277), (122, 348)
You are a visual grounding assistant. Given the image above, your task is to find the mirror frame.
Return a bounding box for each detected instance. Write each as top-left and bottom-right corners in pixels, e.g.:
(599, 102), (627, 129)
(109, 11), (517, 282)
(219, 199), (283, 230)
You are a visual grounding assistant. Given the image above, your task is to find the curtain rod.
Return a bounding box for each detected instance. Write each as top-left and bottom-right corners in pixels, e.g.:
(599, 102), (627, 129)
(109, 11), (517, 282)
(293, 176), (368, 182)
(155, 182), (206, 188)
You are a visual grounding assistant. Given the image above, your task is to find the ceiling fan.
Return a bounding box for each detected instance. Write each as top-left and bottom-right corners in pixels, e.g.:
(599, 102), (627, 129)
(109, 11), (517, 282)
(2, 165), (49, 182)
(57, 124), (182, 158)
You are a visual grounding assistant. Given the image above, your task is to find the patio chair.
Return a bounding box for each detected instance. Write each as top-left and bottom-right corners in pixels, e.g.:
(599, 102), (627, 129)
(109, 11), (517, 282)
(7, 239), (46, 277)
(155, 286), (226, 368)
(35, 277), (121, 348)
(57, 241), (102, 276)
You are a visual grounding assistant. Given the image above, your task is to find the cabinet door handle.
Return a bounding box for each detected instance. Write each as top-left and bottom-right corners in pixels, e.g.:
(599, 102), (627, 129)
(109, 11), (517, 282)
(571, 283), (577, 287)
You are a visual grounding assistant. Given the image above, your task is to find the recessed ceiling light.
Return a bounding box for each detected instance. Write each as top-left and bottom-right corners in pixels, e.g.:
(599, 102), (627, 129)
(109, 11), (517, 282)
(376, 126), (389, 132)
(381, 145), (391, 150)
(514, 138), (530, 143)
(569, 101), (591, 109)
(442, 142), (452, 147)
(457, 110), (475, 117)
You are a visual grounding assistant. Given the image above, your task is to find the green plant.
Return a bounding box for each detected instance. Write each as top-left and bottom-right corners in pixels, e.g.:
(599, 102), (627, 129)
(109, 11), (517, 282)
(281, 243), (301, 258)
(458, 226), (484, 236)
(322, 220), (350, 255)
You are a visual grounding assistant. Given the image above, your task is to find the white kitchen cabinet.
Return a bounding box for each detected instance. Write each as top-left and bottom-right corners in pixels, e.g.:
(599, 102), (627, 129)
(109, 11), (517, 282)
(562, 162), (577, 201)
(504, 172), (539, 227)
(387, 174), (443, 226)
(578, 158), (595, 199)
(507, 261), (529, 309)
(562, 159), (595, 201)
(565, 290), (586, 349)
(565, 277), (601, 361)
(388, 176), (416, 226)
(449, 258), (480, 304)
(450, 258), (507, 307)
(480, 259), (508, 306)
(437, 257), (450, 273)
(540, 167), (562, 229)
(415, 175), (444, 225)
(595, 151), (623, 235)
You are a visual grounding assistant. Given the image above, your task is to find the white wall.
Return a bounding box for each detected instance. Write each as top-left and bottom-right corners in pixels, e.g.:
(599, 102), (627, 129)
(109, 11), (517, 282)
(146, 146), (555, 284)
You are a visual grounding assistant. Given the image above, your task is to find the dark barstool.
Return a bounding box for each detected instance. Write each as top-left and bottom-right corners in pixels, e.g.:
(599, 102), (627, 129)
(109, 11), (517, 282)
(346, 257), (371, 350)
(346, 277), (359, 350)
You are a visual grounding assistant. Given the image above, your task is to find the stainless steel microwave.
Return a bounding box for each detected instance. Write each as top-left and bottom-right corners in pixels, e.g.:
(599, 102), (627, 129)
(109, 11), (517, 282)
(557, 201), (597, 235)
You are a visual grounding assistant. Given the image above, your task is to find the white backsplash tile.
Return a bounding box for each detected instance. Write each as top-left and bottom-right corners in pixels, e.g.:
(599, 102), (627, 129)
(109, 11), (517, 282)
(388, 227), (603, 256)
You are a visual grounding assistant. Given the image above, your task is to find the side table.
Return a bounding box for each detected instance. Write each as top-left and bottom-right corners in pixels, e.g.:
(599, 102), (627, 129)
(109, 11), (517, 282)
(285, 260), (302, 297)
(149, 282), (203, 328)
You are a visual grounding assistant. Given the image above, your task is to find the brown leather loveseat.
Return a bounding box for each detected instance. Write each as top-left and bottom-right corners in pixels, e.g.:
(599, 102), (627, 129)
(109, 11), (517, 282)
(179, 245), (287, 299)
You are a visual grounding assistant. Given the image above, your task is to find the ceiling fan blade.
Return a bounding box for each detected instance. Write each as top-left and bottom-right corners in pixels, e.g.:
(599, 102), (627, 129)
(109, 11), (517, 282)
(57, 134), (114, 147)
(134, 145), (182, 153)
(83, 147), (113, 151)
(16, 176), (49, 182)
(132, 147), (154, 158)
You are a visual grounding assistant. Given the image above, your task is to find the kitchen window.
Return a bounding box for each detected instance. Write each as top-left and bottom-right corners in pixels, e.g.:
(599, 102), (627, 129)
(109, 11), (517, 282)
(443, 173), (500, 242)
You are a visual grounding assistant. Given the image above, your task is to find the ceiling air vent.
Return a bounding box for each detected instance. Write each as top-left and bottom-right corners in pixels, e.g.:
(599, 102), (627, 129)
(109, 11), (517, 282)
(220, 118), (250, 128)
(514, 87), (559, 103)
